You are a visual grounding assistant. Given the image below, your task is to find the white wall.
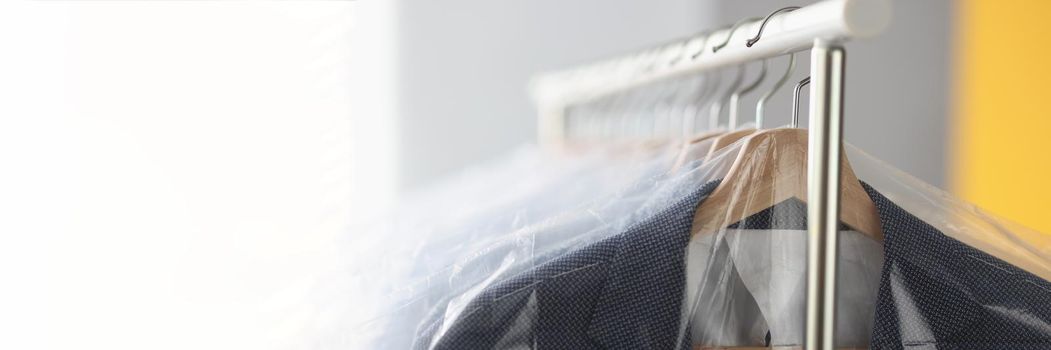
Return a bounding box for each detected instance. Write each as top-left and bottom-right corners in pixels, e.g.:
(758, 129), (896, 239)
(0, 2), (388, 349)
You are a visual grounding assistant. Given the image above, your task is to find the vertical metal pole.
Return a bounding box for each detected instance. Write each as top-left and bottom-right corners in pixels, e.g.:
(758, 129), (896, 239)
(805, 40), (845, 350)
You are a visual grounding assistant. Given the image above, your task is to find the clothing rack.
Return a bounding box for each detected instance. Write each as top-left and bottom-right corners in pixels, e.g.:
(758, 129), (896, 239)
(530, 1), (890, 349)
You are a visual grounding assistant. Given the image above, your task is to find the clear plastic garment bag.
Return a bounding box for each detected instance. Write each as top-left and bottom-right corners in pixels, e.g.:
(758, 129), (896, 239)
(329, 134), (1051, 349)
(326, 75), (1050, 350)
(315, 2), (1051, 347)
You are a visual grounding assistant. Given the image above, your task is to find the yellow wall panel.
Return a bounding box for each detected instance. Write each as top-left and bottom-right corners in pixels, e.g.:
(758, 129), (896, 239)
(953, 0), (1051, 234)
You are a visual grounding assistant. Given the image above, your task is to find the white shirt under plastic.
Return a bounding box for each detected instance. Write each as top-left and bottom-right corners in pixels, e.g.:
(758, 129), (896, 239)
(684, 229), (884, 347)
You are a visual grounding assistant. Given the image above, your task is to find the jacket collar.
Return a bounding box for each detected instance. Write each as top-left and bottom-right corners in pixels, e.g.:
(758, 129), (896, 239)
(584, 179), (1049, 348)
(860, 182), (987, 344)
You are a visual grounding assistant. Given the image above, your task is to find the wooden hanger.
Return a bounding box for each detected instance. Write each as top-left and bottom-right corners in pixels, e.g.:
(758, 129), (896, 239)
(702, 128), (756, 162)
(686, 35), (882, 239)
(670, 129), (725, 171)
(691, 127), (884, 240)
(687, 23), (880, 347)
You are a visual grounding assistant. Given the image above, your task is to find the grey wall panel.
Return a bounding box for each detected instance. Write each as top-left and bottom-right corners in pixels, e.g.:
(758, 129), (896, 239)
(394, 0), (715, 189)
(393, 0), (952, 190)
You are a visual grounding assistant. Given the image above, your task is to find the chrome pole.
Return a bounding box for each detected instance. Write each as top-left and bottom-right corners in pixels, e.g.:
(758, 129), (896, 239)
(805, 40), (845, 350)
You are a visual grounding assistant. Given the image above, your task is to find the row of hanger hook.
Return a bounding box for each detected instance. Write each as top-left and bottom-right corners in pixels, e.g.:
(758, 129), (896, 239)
(565, 6), (812, 142)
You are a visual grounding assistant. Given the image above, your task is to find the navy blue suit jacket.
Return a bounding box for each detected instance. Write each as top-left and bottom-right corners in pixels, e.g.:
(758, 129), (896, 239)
(414, 181), (1051, 349)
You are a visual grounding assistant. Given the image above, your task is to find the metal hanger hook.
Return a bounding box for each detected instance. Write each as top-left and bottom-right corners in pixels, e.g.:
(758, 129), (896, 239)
(756, 53), (796, 128)
(791, 76), (811, 128)
(695, 71), (722, 131)
(709, 65), (745, 130)
(690, 27), (725, 60)
(729, 59), (767, 129)
(668, 37), (700, 67)
(712, 17), (763, 53)
(746, 6), (801, 47)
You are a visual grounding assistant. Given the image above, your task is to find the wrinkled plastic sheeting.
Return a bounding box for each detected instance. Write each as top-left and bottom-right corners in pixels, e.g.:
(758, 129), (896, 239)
(317, 134), (1051, 349)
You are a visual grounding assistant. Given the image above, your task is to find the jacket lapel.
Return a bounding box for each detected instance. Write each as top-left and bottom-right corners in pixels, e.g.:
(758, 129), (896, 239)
(585, 181), (720, 349)
(864, 182), (978, 344)
(579, 179), (1050, 348)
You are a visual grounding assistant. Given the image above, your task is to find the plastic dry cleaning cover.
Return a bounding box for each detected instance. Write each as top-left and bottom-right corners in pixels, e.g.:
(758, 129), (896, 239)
(309, 136), (1051, 349)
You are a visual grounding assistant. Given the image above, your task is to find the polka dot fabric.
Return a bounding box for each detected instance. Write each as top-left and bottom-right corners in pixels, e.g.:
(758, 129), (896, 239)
(414, 181), (720, 349)
(411, 180), (1051, 349)
(863, 183), (1051, 349)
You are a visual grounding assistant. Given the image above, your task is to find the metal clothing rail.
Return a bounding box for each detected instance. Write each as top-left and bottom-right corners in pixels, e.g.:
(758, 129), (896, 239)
(529, 1), (890, 349)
